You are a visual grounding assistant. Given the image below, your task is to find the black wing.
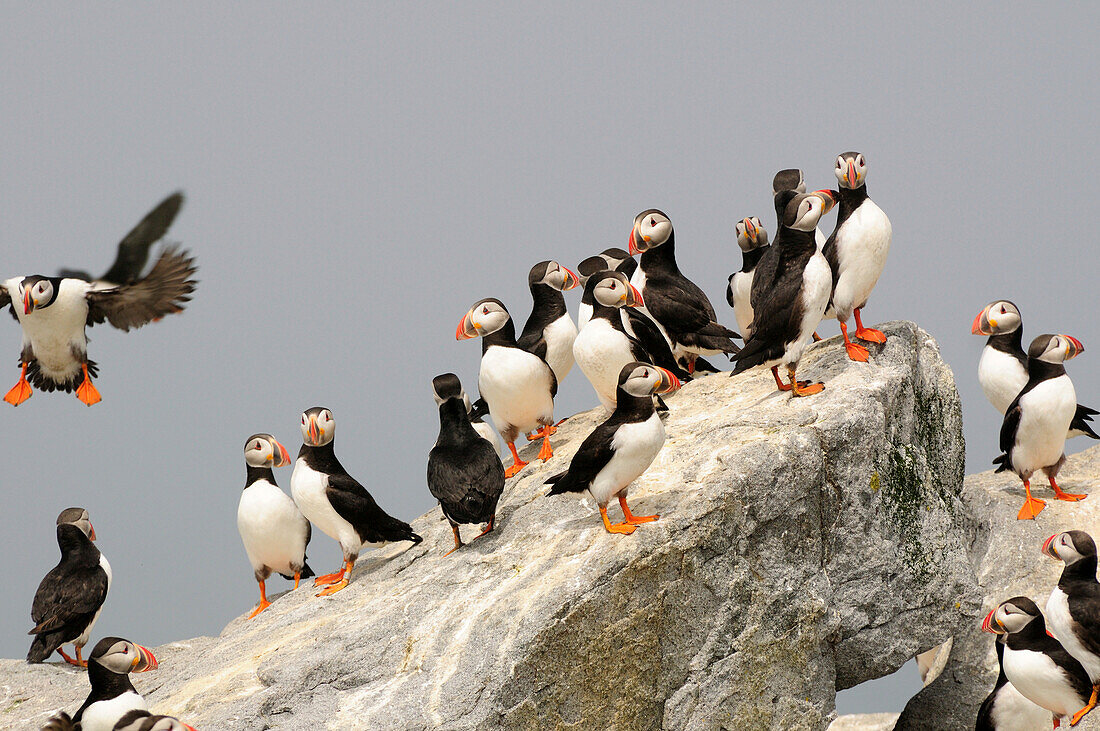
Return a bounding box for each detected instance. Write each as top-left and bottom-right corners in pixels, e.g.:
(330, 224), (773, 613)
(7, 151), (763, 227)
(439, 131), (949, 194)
(29, 564), (108, 633)
(0, 285), (10, 313)
(1065, 584), (1100, 664)
(750, 246), (780, 310)
(100, 192), (185, 285)
(732, 261), (805, 373)
(427, 440), (505, 524)
(546, 419), (619, 495)
(994, 398), (1024, 472)
(621, 310), (690, 380)
(1072, 404), (1100, 439)
(325, 474), (421, 544)
(85, 245), (197, 331)
(642, 279), (739, 353)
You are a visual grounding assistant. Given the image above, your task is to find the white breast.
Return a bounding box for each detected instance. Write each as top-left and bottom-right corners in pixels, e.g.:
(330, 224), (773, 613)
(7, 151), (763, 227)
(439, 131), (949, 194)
(478, 345), (555, 436)
(1011, 376), (1076, 476)
(587, 413), (666, 506)
(238, 479), (310, 577)
(472, 420), (502, 460)
(543, 312), (578, 382)
(978, 346), (1028, 414)
(1003, 645), (1085, 719)
(291, 460), (362, 557)
(79, 691), (148, 731)
(730, 270), (755, 338)
(9, 279), (92, 382)
(782, 252), (832, 367)
(1047, 586), (1100, 682)
(989, 681), (1054, 730)
(577, 301), (594, 331)
(573, 318), (636, 411)
(75, 553), (112, 648)
(831, 200), (891, 321)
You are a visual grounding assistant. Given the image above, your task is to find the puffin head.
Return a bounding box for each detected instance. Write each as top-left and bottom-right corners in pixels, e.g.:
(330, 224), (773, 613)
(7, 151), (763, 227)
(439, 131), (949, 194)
(784, 191), (837, 232)
(18, 276), (61, 315)
(244, 433), (291, 468)
(971, 300), (1022, 336)
(835, 151), (868, 190)
(577, 248), (632, 286)
(1042, 530), (1096, 565)
(736, 216), (768, 252)
(589, 270), (643, 309)
(89, 636), (158, 675)
(456, 298), (510, 340)
(1028, 333), (1084, 364)
(300, 407), (335, 447)
(618, 361), (681, 398)
(529, 260), (579, 292)
(981, 596), (1041, 636)
(132, 717), (198, 731)
(772, 168), (807, 195)
(56, 507), (95, 541)
(431, 372), (466, 406)
(629, 209), (672, 255)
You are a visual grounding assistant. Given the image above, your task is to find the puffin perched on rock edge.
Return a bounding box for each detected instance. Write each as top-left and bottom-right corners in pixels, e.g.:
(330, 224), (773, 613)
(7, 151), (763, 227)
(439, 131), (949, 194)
(1043, 530), (1100, 703)
(69, 636), (159, 731)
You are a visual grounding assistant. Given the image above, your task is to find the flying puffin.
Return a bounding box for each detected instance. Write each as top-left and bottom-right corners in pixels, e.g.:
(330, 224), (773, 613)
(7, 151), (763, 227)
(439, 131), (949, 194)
(821, 152), (892, 362)
(1043, 531), (1100, 700)
(427, 373), (506, 556)
(1, 244), (197, 406)
(27, 508), (111, 667)
(726, 216), (769, 339)
(731, 190), (837, 396)
(545, 362), (680, 534)
(291, 407), (422, 596)
(983, 597), (1096, 727)
(112, 713), (198, 731)
(70, 636), (159, 731)
(994, 334), (1088, 519)
(457, 298), (557, 477)
(237, 433), (313, 618)
(516, 260), (580, 385)
(975, 634), (1050, 730)
(972, 300), (1099, 439)
(58, 192), (185, 287)
(627, 209), (740, 373)
(577, 248), (635, 329)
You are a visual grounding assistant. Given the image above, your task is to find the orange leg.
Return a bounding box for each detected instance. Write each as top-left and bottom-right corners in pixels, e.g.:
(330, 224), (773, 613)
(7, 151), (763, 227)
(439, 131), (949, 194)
(1071, 685), (1099, 725)
(472, 515), (495, 540)
(1018, 479), (1047, 520)
(247, 580), (272, 619)
(443, 525), (463, 557)
(57, 647), (85, 668)
(317, 560), (354, 596)
(839, 321), (870, 362)
(313, 564), (347, 586)
(3, 363), (32, 406)
(1050, 475), (1087, 502)
(526, 424), (557, 441)
(790, 366), (824, 397)
(537, 430), (554, 462)
(600, 505), (635, 535)
(504, 442), (528, 478)
(293, 571), (301, 590)
(75, 645), (84, 667)
(853, 308), (886, 344)
(772, 366), (793, 391)
(74, 364), (101, 406)
(618, 495), (658, 524)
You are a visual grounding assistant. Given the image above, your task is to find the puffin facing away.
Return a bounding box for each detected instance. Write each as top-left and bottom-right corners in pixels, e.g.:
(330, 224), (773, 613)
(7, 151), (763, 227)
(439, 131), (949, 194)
(726, 216), (769, 339)
(517, 260), (580, 385)
(628, 209), (740, 373)
(822, 152), (892, 362)
(975, 634), (1050, 730)
(1043, 531), (1100, 698)
(72, 637), (158, 731)
(427, 374), (506, 555)
(457, 298), (558, 477)
(546, 362), (680, 534)
(237, 433), (313, 618)
(972, 300), (1099, 439)
(291, 407), (422, 596)
(994, 334), (1088, 519)
(27, 508), (111, 667)
(2, 244), (197, 406)
(983, 597), (1096, 727)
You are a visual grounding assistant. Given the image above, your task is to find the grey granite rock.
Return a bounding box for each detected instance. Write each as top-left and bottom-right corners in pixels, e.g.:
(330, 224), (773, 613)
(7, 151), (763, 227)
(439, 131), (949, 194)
(1, 322), (974, 731)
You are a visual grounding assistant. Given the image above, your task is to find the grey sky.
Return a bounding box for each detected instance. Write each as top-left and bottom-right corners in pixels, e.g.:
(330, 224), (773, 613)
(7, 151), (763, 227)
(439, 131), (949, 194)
(1, 2), (1097, 717)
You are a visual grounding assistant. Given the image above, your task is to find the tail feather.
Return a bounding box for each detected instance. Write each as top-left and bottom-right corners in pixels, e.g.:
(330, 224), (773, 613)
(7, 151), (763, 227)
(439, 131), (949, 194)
(278, 560), (315, 581)
(730, 337), (782, 375)
(992, 453), (1011, 473)
(545, 470), (583, 496)
(27, 633), (57, 663)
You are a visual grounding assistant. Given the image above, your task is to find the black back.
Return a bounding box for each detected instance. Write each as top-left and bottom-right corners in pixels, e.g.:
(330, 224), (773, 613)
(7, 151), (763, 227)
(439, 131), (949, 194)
(427, 396), (506, 525)
(1003, 603), (1092, 704)
(517, 261), (569, 356)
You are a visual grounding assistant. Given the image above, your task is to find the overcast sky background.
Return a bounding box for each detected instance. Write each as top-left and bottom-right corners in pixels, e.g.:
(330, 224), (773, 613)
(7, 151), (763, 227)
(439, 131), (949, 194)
(1, 2), (1098, 717)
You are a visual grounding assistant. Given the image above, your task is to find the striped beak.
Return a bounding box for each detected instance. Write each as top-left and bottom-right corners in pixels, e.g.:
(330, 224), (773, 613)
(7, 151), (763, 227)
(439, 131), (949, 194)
(1041, 534), (1060, 560)
(560, 266), (579, 291)
(980, 608), (1004, 635)
(971, 307), (992, 336)
(23, 288), (32, 315)
(628, 227), (640, 255)
(656, 367), (681, 394)
(846, 160), (858, 188)
(132, 644), (158, 672)
(456, 310), (479, 340)
(1064, 335), (1084, 360)
(307, 415), (322, 445)
(743, 217), (758, 242)
(271, 438), (291, 468)
(88, 523), (97, 542)
(624, 283), (644, 308)
(812, 189), (837, 214)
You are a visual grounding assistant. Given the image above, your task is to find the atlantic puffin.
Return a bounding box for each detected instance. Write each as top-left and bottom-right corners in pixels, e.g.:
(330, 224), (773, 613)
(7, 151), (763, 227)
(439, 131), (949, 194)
(466, 393), (501, 458)
(726, 216), (769, 339)
(975, 634), (1050, 730)
(291, 407), (422, 596)
(70, 636), (159, 731)
(237, 433), (313, 618)
(457, 298), (557, 477)
(58, 192), (185, 287)
(427, 373), (506, 556)
(1043, 531), (1100, 701)
(983, 596), (1096, 727)
(545, 362), (680, 534)
(27, 508), (111, 667)
(627, 209), (740, 373)
(770, 168), (826, 246)
(577, 248), (635, 329)
(972, 300), (1099, 439)
(994, 334), (1088, 519)
(112, 713), (198, 731)
(1, 244), (197, 406)
(732, 190), (837, 396)
(821, 152), (892, 362)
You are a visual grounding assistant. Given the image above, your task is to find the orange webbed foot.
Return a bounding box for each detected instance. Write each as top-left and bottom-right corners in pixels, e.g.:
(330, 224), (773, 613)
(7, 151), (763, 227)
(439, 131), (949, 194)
(472, 518), (495, 541)
(1070, 685), (1098, 725)
(504, 460), (528, 478)
(313, 571), (345, 586)
(844, 341), (870, 362)
(793, 382), (825, 397)
(1053, 489), (1087, 502)
(4, 364), (32, 406)
(1017, 497), (1047, 520)
(856, 327), (886, 344)
(606, 521), (636, 534)
(317, 578), (349, 597)
(618, 496), (658, 525)
(537, 435), (554, 462)
(247, 599), (272, 619)
(75, 365), (101, 406)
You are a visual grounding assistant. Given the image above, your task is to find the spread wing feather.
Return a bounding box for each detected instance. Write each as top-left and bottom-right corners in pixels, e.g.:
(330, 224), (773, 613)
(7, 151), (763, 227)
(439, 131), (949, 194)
(86, 245), (197, 331)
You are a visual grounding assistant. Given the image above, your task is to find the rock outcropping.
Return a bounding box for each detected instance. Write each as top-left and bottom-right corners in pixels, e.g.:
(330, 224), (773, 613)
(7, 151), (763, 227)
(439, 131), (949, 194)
(1, 321), (973, 731)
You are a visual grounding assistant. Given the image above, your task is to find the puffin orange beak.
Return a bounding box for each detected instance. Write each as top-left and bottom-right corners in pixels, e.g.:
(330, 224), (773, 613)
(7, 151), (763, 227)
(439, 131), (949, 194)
(23, 289), (32, 315)
(561, 267), (579, 291)
(628, 228), (639, 256)
(980, 608), (1003, 634)
(1041, 534), (1060, 560)
(743, 218), (758, 241)
(132, 644), (158, 672)
(812, 189), (837, 214)
(307, 416), (320, 445)
(846, 160), (858, 188)
(88, 523), (97, 542)
(272, 438), (291, 467)
(656, 367), (681, 394)
(456, 311), (478, 340)
(627, 284), (644, 308)
(1065, 335), (1084, 360)
(971, 308), (991, 336)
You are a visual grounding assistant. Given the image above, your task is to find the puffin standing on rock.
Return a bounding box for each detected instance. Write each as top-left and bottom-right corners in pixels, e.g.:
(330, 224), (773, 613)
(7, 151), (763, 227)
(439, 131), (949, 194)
(726, 216), (769, 339)
(517, 260), (580, 385)
(69, 637), (159, 731)
(291, 407), (422, 596)
(546, 362), (679, 534)
(237, 433), (313, 618)
(972, 300), (1099, 439)
(983, 597), (1096, 727)
(457, 298), (557, 477)
(975, 634), (1050, 730)
(1043, 531), (1100, 704)
(27, 508), (110, 667)
(427, 373), (506, 556)
(994, 334), (1088, 519)
(627, 209), (740, 373)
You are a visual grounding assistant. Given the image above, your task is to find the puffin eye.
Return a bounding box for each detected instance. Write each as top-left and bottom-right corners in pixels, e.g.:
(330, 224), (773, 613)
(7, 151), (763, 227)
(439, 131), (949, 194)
(650, 218), (656, 226)
(610, 282), (616, 289)
(1000, 306), (1006, 314)
(482, 307), (489, 315)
